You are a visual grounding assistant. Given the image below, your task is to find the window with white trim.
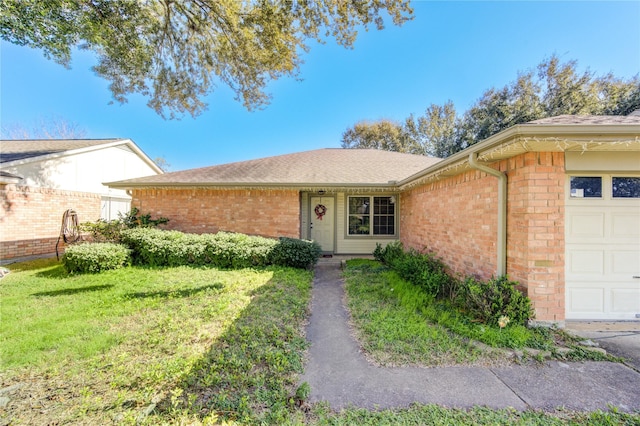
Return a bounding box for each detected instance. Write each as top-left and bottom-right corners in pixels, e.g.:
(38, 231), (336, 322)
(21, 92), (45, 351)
(570, 176), (602, 198)
(612, 177), (640, 198)
(348, 196), (396, 236)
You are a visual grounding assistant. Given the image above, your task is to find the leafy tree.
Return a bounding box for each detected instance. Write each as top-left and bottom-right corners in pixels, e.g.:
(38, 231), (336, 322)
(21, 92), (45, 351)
(343, 55), (640, 157)
(404, 101), (460, 157)
(340, 119), (417, 153)
(1, 0), (413, 119)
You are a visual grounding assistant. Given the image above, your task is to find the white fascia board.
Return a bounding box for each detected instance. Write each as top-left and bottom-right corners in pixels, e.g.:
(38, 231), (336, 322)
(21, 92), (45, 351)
(1, 139), (164, 175)
(399, 124), (640, 189)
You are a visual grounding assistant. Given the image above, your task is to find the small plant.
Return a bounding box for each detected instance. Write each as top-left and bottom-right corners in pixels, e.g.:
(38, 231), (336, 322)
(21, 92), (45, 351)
(270, 237), (322, 269)
(293, 382), (310, 405)
(498, 315), (510, 329)
(373, 241), (404, 265)
(62, 242), (131, 273)
(458, 276), (533, 327)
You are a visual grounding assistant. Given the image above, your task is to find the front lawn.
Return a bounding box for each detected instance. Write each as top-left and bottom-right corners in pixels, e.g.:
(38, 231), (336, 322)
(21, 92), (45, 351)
(1, 258), (312, 424)
(1, 258), (636, 425)
(342, 260), (511, 367)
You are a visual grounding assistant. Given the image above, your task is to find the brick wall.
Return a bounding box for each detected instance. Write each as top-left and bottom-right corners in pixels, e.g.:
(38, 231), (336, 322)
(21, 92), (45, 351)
(507, 152), (565, 322)
(400, 152), (566, 322)
(131, 188), (301, 238)
(0, 185), (102, 260)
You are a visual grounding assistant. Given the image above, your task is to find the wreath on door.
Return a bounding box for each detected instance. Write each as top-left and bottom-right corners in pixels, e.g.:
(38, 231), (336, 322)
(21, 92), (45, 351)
(314, 204), (327, 220)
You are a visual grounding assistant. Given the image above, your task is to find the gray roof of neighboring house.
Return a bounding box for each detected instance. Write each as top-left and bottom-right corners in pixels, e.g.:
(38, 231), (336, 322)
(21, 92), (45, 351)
(0, 139), (127, 163)
(108, 148), (442, 188)
(527, 114), (640, 125)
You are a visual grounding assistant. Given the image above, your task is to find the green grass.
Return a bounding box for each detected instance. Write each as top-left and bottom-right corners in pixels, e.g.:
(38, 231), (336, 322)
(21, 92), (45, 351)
(309, 404), (640, 425)
(0, 258), (312, 425)
(1, 257), (636, 425)
(342, 260), (619, 363)
(343, 259), (510, 366)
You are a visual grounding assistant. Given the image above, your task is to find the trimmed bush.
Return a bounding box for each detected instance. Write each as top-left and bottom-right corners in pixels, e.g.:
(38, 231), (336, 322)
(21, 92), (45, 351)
(62, 243), (131, 274)
(201, 232), (278, 268)
(269, 237), (322, 269)
(119, 228), (320, 269)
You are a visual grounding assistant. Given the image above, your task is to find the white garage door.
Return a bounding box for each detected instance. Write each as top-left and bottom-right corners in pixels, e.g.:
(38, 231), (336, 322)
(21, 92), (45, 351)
(566, 174), (640, 319)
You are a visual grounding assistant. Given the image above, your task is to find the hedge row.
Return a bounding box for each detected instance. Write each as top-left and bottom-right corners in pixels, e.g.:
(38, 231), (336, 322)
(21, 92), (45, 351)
(373, 242), (533, 327)
(63, 228), (322, 273)
(63, 242), (131, 273)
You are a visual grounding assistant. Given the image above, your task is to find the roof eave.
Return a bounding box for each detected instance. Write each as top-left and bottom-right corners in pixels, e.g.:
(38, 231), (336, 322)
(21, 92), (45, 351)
(398, 123), (640, 189)
(1, 139), (164, 175)
(106, 181), (399, 191)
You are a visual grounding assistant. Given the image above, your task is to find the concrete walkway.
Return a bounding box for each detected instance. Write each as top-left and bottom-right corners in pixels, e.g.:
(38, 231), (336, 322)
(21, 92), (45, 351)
(300, 263), (640, 412)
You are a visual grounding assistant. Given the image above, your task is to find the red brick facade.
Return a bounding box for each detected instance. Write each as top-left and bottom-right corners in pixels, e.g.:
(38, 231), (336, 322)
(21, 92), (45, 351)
(400, 152), (566, 322)
(131, 188), (301, 239)
(0, 185), (102, 260)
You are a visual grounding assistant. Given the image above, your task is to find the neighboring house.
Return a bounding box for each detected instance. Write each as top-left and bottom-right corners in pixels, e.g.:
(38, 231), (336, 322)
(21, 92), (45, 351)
(0, 139), (163, 260)
(108, 114), (640, 324)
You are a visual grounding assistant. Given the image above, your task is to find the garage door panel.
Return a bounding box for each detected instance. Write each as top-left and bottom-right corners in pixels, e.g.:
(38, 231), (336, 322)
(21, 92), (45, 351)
(612, 212), (640, 239)
(611, 289), (640, 313)
(568, 250), (604, 275)
(568, 213), (604, 238)
(568, 288), (604, 313)
(611, 250), (640, 275)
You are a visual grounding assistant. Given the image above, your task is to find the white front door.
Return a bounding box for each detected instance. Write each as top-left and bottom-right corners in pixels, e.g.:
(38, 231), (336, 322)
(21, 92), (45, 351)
(566, 174), (640, 319)
(310, 196), (335, 252)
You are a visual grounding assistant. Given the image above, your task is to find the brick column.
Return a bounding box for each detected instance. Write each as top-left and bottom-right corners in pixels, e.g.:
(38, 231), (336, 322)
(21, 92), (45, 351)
(507, 152), (565, 324)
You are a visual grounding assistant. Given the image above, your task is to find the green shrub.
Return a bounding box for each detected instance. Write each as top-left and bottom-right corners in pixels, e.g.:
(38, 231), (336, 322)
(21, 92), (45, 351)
(80, 207), (169, 243)
(457, 276), (533, 327)
(202, 232), (278, 268)
(120, 228), (320, 270)
(80, 219), (124, 243)
(62, 243), (131, 273)
(373, 244), (534, 327)
(270, 237), (322, 269)
(373, 241), (404, 265)
(381, 246), (453, 299)
(120, 228), (185, 266)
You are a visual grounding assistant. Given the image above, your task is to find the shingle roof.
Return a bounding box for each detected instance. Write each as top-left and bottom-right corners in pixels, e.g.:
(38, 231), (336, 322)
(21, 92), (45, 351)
(108, 149), (441, 188)
(0, 139), (126, 163)
(526, 114), (640, 125)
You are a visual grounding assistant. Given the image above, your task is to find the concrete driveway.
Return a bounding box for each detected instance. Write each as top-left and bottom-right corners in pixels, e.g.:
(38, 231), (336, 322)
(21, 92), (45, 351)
(565, 321), (640, 372)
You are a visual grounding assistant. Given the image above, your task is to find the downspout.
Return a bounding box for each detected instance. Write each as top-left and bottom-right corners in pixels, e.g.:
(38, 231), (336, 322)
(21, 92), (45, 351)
(468, 152), (507, 276)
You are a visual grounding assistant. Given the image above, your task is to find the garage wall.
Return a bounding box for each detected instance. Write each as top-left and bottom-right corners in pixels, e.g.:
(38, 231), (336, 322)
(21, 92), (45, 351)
(400, 152), (566, 323)
(131, 188), (301, 238)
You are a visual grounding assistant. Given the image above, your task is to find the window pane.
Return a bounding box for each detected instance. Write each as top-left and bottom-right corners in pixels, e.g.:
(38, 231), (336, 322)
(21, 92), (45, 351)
(349, 215), (370, 235)
(613, 177), (640, 198)
(348, 197), (370, 235)
(570, 176), (602, 198)
(373, 197), (395, 235)
(374, 215), (395, 235)
(349, 197), (369, 214)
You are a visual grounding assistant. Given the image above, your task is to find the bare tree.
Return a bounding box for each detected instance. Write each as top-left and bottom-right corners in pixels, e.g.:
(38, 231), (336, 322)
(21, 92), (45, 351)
(1, 116), (88, 139)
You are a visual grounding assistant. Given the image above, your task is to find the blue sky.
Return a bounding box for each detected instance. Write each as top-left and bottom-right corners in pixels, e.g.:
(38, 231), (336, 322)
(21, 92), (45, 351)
(1, 1), (639, 171)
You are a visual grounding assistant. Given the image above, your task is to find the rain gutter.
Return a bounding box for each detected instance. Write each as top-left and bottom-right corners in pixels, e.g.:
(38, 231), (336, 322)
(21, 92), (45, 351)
(468, 151), (507, 277)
